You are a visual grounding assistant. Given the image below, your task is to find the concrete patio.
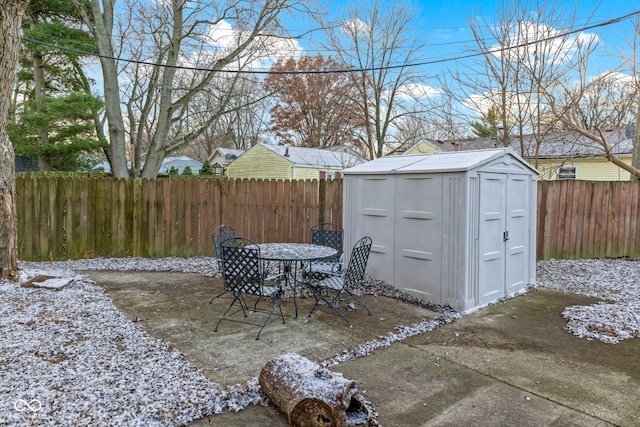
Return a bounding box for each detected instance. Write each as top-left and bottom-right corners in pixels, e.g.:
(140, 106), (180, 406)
(82, 270), (640, 426)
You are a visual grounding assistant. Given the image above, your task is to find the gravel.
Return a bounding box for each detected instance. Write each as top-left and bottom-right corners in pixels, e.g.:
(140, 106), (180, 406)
(1, 256), (638, 425)
(536, 258), (640, 344)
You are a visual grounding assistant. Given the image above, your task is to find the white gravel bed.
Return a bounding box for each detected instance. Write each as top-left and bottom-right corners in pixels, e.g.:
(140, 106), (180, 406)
(1, 256), (638, 425)
(536, 258), (640, 344)
(0, 266), (262, 426)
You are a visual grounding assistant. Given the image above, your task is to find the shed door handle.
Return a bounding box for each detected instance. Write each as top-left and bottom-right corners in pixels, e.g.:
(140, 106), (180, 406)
(503, 231), (509, 241)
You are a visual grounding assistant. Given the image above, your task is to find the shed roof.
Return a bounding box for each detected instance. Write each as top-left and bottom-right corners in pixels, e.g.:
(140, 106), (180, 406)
(343, 148), (538, 175)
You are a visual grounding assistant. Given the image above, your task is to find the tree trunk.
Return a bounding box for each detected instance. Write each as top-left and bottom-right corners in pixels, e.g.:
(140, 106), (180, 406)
(32, 45), (53, 171)
(82, 0), (129, 178)
(632, 104), (640, 179)
(0, 0), (29, 280)
(259, 353), (377, 427)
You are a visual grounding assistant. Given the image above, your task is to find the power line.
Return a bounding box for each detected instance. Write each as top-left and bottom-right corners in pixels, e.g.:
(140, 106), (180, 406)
(22, 9), (639, 76)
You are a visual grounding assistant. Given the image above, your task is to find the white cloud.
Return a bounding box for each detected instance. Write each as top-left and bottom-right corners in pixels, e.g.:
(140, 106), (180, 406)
(462, 90), (531, 116)
(180, 19), (303, 71)
(582, 71), (638, 97)
(207, 20), (235, 49)
(341, 18), (369, 35)
(396, 83), (441, 99)
(491, 21), (601, 65)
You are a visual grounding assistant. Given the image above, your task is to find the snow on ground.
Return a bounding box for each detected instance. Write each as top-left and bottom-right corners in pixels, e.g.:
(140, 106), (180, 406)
(536, 258), (640, 343)
(0, 257), (638, 425)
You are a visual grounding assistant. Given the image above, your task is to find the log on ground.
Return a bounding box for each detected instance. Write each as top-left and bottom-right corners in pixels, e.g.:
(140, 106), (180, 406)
(259, 352), (377, 426)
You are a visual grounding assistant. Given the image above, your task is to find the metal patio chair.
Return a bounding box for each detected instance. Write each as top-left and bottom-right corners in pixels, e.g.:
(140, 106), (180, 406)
(214, 237), (286, 340)
(213, 224), (236, 271)
(305, 236), (372, 327)
(303, 222), (344, 280)
(209, 224), (236, 303)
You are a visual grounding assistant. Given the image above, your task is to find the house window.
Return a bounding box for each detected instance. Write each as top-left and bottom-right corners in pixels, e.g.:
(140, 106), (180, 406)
(557, 165), (577, 180)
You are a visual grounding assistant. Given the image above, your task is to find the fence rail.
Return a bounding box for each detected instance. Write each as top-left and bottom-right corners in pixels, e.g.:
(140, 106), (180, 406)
(15, 175), (640, 261)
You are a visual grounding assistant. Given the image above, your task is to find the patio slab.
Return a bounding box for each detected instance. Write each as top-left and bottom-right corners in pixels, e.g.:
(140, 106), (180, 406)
(82, 271), (640, 426)
(83, 271), (440, 387)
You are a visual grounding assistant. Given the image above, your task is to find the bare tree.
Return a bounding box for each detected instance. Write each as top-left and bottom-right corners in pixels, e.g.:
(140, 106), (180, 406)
(73, 0), (315, 178)
(181, 72), (271, 160)
(0, 0), (30, 280)
(324, 1), (431, 159)
(531, 10), (640, 179)
(426, 74), (471, 143)
(545, 71), (640, 178)
(461, 0), (600, 167)
(626, 14), (640, 173)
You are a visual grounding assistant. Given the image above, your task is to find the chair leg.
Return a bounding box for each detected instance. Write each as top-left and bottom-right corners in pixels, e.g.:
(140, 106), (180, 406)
(306, 288), (352, 328)
(255, 298), (285, 340)
(214, 295), (243, 332)
(209, 289), (229, 304)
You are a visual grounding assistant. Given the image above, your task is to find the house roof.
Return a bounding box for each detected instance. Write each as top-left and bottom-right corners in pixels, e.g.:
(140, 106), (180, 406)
(443, 129), (633, 159)
(256, 143), (366, 169)
(213, 147), (245, 161)
(343, 148), (538, 175)
(402, 140), (445, 154)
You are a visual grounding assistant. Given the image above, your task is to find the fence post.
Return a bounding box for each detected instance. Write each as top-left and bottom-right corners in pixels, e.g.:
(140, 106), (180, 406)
(318, 178), (326, 224)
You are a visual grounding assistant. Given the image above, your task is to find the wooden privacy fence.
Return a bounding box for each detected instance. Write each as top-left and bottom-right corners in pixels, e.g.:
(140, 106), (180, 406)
(15, 175), (342, 261)
(536, 180), (640, 259)
(14, 175), (640, 261)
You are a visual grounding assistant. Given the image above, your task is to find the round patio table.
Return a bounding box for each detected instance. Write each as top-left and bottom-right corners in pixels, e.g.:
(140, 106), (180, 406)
(255, 243), (338, 318)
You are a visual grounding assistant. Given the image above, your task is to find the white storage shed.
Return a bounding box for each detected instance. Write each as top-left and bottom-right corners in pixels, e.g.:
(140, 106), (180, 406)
(342, 148), (538, 312)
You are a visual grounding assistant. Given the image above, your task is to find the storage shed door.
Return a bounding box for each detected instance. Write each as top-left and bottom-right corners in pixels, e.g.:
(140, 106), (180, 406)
(478, 173), (531, 305)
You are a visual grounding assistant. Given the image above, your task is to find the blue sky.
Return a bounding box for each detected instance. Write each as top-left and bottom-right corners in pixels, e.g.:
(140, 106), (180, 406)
(299, 0), (639, 78)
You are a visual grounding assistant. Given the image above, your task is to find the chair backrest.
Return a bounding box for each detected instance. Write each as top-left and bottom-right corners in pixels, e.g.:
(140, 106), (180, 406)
(213, 224), (236, 259)
(343, 236), (372, 288)
(310, 222), (344, 258)
(220, 237), (265, 296)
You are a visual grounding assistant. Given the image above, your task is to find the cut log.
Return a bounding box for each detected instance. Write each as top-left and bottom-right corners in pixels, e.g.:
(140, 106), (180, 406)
(259, 353), (378, 426)
(20, 274), (72, 290)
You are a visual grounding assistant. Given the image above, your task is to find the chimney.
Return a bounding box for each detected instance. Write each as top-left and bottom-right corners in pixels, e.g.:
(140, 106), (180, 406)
(285, 146), (289, 157)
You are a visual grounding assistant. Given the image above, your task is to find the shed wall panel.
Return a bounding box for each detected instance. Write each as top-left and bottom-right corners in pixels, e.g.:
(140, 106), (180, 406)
(345, 176), (395, 283)
(394, 175), (443, 300)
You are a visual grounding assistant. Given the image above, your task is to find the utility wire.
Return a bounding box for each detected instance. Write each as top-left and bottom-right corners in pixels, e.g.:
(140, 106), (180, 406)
(22, 9), (639, 75)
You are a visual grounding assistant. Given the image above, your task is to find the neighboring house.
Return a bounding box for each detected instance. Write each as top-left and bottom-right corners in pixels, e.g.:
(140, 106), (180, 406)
(402, 140), (446, 155)
(441, 129), (634, 181)
(158, 156), (203, 175)
(91, 159), (116, 173)
(526, 130), (633, 181)
(208, 147), (245, 175)
(93, 155), (203, 175)
(225, 143), (367, 180)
